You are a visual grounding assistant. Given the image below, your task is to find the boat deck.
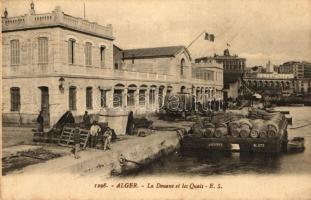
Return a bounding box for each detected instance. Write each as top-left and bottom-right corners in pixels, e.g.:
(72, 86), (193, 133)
(182, 134), (288, 153)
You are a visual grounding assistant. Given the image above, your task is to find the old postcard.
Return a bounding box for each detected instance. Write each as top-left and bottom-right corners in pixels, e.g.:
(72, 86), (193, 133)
(1, 0), (311, 199)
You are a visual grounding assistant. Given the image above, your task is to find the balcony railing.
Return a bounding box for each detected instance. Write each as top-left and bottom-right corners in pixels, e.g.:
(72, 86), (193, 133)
(2, 7), (113, 39)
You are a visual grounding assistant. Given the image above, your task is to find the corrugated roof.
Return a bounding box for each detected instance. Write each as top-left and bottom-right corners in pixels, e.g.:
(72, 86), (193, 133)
(122, 46), (186, 59)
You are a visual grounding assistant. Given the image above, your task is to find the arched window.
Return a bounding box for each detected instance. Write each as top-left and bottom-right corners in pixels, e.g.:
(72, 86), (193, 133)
(10, 40), (20, 65)
(10, 87), (20, 111)
(127, 84), (137, 106)
(86, 87), (93, 109)
(85, 42), (92, 66)
(69, 86), (77, 110)
(68, 39), (76, 64)
(149, 85), (156, 105)
(38, 37), (48, 64)
(139, 85), (148, 106)
(180, 58), (185, 76)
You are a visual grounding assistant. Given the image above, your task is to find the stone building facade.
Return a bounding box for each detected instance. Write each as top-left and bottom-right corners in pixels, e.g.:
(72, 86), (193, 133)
(277, 61), (311, 95)
(195, 49), (246, 100)
(2, 5), (223, 127)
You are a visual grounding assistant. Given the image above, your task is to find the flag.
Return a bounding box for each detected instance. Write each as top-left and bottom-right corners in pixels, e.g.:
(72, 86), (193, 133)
(204, 32), (209, 40)
(210, 34), (215, 42)
(204, 32), (215, 42)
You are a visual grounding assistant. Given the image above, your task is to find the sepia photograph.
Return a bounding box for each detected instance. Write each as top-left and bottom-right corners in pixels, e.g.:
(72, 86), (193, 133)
(1, 0), (311, 199)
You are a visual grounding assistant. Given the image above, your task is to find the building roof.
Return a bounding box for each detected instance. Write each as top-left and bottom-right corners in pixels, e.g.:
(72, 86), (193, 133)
(122, 46), (189, 59)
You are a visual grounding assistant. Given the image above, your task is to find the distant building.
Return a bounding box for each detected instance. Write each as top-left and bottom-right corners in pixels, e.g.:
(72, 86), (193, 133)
(1, 4), (223, 127)
(279, 61), (311, 79)
(195, 49), (246, 99)
(243, 72), (295, 98)
(278, 61), (311, 95)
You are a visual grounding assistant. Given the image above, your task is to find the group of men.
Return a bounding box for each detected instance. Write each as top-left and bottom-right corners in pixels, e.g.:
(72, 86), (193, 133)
(37, 110), (112, 159)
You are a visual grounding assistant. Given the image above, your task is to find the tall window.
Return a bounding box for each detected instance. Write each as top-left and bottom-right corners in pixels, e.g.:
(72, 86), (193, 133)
(149, 89), (155, 105)
(139, 90), (146, 106)
(100, 46), (106, 68)
(85, 42), (92, 66)
(127, 90), (135, 106)
(69, 86), (77, 110)
(38, 37), (48, 64)
(180, 58), (185, 76)
(10, 87), (20, 111)
(10, 40), (20, 65)
(86, 87), (93, 109)
(68, 39), (76, 64)
(113, 90), (123, 107)
(100, 90), (107, 107)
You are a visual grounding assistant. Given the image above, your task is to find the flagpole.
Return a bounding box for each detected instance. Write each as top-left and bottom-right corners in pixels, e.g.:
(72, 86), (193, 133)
(186, 30), (206, 49)
(84, 2), (86, 19)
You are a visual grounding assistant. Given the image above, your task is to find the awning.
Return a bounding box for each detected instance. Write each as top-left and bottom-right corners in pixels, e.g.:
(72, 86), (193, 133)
(99, 86), (112, 91)
(139, 85), (148, 90)
(167, 85), (173, 91)
(150, 85), (157, 90)
(127, 84), (137, 90)
(114, 83), (125, 90)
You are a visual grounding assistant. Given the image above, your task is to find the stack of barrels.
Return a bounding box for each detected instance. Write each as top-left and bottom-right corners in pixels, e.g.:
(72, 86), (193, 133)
(188, 108), (287, 139)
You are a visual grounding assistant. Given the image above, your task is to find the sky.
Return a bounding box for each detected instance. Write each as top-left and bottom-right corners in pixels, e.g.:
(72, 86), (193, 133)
(2, 0), (311, 67)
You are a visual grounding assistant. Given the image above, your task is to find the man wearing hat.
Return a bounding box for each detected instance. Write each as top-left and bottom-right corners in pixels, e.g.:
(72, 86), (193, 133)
(89, 120), (101, 148)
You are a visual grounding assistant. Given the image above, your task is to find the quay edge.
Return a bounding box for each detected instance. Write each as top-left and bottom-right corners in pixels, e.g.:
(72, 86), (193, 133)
(7, 130), (183, 178)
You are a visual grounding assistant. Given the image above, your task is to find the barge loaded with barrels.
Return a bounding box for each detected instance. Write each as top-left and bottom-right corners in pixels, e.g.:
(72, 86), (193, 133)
(162, 93), (296, 154)
(182, 108), (289, 154)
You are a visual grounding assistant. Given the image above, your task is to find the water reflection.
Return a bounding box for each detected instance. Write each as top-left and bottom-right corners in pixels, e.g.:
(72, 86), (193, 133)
(135, 149), (282, 176)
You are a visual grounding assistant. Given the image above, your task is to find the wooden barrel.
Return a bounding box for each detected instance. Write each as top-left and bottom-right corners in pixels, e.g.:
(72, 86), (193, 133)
(214, 123), (228, 138)
(266, 121), (279, 137)
(251, 119), (266, 138)
(229, 121), (240, 137)
(202, 122), (215, 138)
(190, 122), (204, 137)
(250, 129), (259, 138)
(238, 119), (252, 138)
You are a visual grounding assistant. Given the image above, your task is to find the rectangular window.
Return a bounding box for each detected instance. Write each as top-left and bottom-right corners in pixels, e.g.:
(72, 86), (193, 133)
(113, 90), (123, 107)
(69, 87), (77, 110)
(85, 42), (92, 66)
(100, 46), (105, 68)
(68, 39), (75, 64)
(38, 37), (48, 64)
(127, 90), (135, 106)
(139, 90), (146, 106)
(10, 87), (20, 111)
(149, 89), (155, 104)
(100, 90), (107, 107)
(86, 87), (93, 109)
(10, 40), (20, 65)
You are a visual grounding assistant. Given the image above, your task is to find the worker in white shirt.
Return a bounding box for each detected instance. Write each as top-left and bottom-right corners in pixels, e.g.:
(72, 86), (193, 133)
(89, 121), (101, 148)
(103, 128), (112, 150)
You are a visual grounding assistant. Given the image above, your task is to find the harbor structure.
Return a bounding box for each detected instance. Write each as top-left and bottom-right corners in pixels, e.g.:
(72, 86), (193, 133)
(2, 4), (223, 127)
(243, 72), (295, 98)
